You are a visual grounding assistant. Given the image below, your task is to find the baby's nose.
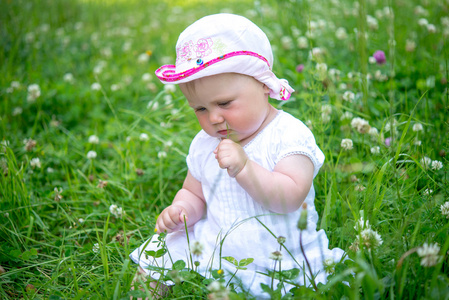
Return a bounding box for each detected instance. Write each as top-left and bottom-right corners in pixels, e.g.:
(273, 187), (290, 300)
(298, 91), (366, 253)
(209, 111), (224, 124)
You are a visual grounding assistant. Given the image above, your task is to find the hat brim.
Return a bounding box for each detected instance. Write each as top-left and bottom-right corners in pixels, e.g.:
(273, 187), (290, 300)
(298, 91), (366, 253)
(155, 51), (270, 84)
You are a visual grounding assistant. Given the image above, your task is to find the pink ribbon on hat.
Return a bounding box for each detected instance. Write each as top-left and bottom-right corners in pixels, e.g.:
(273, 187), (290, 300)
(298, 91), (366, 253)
(253, 70), (295, 101)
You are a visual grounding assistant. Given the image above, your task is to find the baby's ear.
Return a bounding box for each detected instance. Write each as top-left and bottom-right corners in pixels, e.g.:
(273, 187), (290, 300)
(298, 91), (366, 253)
(262, 84), (270, 93)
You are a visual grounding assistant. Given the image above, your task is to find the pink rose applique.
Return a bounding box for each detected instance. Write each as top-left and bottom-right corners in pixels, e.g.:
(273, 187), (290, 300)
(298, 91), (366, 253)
(176, 41), (193, 63)
(194, 38), (213, 58)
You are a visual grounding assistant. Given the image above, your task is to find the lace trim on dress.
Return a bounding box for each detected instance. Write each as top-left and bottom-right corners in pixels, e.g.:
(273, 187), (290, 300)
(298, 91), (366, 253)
(276, 151), (318, 171)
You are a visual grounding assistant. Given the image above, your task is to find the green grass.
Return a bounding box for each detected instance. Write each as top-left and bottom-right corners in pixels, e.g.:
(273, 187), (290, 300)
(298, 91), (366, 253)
(1, 0), (448, 299)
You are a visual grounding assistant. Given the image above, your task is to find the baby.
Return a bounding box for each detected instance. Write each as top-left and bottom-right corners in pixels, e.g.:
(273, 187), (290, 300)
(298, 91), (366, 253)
(130, 13), (344, 298)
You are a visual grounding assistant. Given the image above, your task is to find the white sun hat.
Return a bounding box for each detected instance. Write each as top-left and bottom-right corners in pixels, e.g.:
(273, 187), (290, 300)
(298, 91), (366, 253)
(155, 13), (294, 100)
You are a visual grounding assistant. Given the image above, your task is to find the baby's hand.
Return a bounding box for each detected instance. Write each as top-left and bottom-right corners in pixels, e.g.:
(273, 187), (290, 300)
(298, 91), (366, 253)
(214, 139), (248, 178)
(155, 205), (187, 233)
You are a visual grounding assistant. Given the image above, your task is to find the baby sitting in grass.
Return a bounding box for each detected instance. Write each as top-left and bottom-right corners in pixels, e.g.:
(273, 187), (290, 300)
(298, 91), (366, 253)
(130, 13), (344, 298)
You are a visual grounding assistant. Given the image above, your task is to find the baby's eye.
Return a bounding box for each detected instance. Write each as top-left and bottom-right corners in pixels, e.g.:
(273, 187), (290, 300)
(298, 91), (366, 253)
(195, 107), (206, 112)
(218, 101), (231, 107)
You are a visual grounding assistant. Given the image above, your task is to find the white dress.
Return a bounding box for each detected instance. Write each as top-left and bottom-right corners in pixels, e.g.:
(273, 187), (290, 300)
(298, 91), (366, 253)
(130, 110), (344, 297)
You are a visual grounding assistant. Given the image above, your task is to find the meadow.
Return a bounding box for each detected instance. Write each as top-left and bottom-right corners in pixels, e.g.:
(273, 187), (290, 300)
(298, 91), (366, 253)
(1, 0), (448, 298)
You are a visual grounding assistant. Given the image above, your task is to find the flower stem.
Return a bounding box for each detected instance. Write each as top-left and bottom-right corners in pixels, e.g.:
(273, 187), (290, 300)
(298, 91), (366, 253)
(300, 230), (318, 291)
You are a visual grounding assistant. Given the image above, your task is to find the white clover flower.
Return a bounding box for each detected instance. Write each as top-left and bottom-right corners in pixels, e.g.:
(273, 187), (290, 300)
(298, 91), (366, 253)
(321, 104), (332, 115)
(321, 113), (331, 123)
(139, 133), (149, 141)
(109, 204), (124, 218)
(431, 160), (443, 170)
(311, 47), (323, 58)
(25, 32), (35, 43)
(30, 158), (41, 169)
(147, 100), (159, 110)
(92, 243), (100, 253)
(164, 84), (176, 93)
(384, 119), (398, 132)
(63, 73), (74, 83)
(354, 215), (370, 231)
(370, 146), (380, 154)
(360, 228), (383, 248)
(87, 150), (97, 159)
(158, 151), (167, 159)
(440, 202), (449, 218)
(413, 138), (422, 146)
(142, 73), (152, 82)
(47, 167), (54, 173)
(414, 5), (427, 16)
(91, 82), (101, 91)
(88, 135), (99, 144)
(366, 15), (379, 30)
(342, 91), (355, 102)
(335, 27), (348, 40)
(412, 123), (424, 132)
(340, 111), (353, 120)
(78, 218), (85, 223)
(368, 127), (379, 137)
(427, 24), (436, 33)
(316, 63), (328, 73)
(420, 157), (432, 169)
(328, 68), (341, 81)
(418, 18), (429, 26)
(110, 84), (121, 91)
(269, 250), (283, 261)
(442, 16), (449, 27)
(191, 241), (204, 256)
(405, 39), (416, 52)
(11, 81), (21, 89)
(338, 83), (347, 90)
(297, 36), (308, 49)
(355, 184), (366, 191)
(341, 138), (353, 150)
(137, 53), (149, 63)
(54, 187), (63, 202)
(146, 82), (157, 92)
(417, 243), (441, 267)
(122, 41), (132, 52)
(374, 70), (388, 81)
(369, 56), (377, 64)
(323, 257), (336, 274)
(351, 117), (371, 133)
(12, 107), (23, 116)
(207, 280), (230, 299)
(93, 65), (104, 75)
(27, 84), (41, 102)
(101, 47), (113, 58)
(426, 76), (435, 88)
(423, 188), (433, 196)
(281, 36), (293, 49)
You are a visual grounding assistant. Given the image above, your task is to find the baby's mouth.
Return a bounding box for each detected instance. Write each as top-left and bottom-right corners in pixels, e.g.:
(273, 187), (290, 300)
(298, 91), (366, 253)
(217, 129), (230, 136)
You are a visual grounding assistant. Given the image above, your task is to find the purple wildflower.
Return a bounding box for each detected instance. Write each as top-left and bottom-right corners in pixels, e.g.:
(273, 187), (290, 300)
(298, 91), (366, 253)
(373, 50), (386, 65)
(385, 137), (392, 147)
(296, 64), (304, 73)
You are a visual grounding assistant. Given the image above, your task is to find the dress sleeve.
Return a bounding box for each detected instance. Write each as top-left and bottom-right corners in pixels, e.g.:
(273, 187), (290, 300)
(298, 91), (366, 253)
(274, 114), (325, 178)
(186, 130), (218, 182)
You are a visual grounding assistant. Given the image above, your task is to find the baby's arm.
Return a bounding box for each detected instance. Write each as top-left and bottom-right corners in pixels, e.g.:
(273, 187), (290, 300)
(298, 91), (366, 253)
(155, 171), (206, 233)
(215, 139), (314, 214)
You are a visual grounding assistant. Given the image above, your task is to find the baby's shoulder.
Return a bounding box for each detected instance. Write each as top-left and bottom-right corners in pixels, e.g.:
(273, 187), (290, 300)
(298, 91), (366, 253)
(270, 111), (314, 140)
(189, 130), (219, 155)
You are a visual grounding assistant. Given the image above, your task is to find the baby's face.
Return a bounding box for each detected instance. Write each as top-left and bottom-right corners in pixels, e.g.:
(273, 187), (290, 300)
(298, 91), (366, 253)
(180, 73), (273, 145)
